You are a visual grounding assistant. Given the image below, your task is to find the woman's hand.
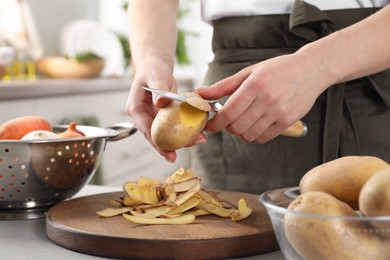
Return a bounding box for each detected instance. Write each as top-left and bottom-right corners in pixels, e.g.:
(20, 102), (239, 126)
(196, 52), (329, 143)
(126, 58), (206, 162)
(126, 59), (179, 162)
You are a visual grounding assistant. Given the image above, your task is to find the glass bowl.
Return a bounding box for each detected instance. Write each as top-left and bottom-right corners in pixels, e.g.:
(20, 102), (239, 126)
(259, 187), (390, 260)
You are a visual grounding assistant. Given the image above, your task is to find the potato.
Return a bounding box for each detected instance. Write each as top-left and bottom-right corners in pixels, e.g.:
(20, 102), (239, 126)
(285, 191), (386, 260)
(151, 92), (209, 150)
(300, 156), (389, 209)
(384, 239), (390, 257)
(359, 167), (390, 237)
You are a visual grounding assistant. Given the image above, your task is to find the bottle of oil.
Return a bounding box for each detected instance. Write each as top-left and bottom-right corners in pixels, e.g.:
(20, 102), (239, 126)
(0, 46), (15, 81)
(13, 32), (36, 80)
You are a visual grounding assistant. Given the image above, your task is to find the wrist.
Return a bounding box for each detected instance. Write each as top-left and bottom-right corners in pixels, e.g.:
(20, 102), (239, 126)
(296, 34), (344, 93)
(133, 55), (175, 75)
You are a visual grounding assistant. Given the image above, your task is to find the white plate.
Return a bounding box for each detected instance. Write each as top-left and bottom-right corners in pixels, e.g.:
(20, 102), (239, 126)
(59, 20), (84, 58)
(0, 47), (15, 65)
(59, 19), (124, 77)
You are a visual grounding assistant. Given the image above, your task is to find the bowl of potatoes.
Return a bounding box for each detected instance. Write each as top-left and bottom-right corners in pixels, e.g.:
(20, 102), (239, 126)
(259, 156), (390, 260)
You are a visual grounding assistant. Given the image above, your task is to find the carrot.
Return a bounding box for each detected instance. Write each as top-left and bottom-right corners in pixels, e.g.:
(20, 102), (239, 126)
(58, 122), (85, 138)
(0, 115), (52, 140)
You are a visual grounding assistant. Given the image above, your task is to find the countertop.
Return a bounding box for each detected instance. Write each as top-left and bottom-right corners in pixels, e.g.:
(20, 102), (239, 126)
(0, 77), (194, 100)
(0, 185), (284, 260)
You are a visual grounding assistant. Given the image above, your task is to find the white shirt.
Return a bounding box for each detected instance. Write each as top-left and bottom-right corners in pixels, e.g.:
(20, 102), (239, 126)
(201, 0), (389, 22)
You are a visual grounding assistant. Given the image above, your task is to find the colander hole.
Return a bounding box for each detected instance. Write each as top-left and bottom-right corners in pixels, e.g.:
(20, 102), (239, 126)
(75, 161), (80, 166)
(9, 194), (13, 197)
(46, 167), (51, 172)
(74, 152), (79, 158)
(16, 189), (21, 192)
(84, 159), (89, 164)
(0, 175), (3, 179)
(73, 144), (78, 148)
(8, 165), (12, 170)
(10, 174), (15, 178)
(81, 153), (85, 158)
(24, 173), (29, 178)
(65, 145), (70, 150)
(54, 193), (59, 196)
(1, 188), (4, 191)
(4, 149), (9, 153)
(68, 159), (73, 164)
(90, 151), (94, 156)
(21, 165), (26, 170)
(21, 182), (26, 185)
(81, 142), (86, 146)
(50, 158), (56, 163)
(87, 143), (91, 148)
(9, 183), (13, 186)
(44, 176), (49, 180)
(57, 151), (62, 156)
(0, 158), (3, 163)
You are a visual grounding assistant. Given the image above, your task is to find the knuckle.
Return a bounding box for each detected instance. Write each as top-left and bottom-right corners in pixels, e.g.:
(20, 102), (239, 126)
(241, 132), (257, 142)
(255, 137), (267, 144)
(126, 102), (137, 117)
(226, 123), (245, 136)
(279, 113), (295, 128)
(222, 106), (238, 122)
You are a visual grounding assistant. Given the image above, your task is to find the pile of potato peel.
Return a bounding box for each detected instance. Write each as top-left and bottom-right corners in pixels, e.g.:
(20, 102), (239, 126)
(96, 167), (252, 225)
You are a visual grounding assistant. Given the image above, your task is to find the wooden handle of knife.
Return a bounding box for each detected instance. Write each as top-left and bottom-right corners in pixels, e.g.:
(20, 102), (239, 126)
(281, 120), (307, 138)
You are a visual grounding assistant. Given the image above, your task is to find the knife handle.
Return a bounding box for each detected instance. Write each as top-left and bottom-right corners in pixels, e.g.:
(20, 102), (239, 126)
(281, 120), (307, 138)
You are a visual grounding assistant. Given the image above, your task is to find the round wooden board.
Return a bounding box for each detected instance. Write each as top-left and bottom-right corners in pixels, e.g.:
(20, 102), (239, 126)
(46, 190), (278, 259)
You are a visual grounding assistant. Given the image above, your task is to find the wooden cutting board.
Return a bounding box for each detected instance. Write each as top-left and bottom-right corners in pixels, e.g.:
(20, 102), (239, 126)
(46, 190), (279, 260)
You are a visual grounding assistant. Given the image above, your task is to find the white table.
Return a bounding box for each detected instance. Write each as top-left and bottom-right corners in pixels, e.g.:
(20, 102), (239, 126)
(0, 185), (284, 260)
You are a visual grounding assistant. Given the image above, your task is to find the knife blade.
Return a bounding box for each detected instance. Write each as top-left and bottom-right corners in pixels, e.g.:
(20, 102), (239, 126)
(143, 87), (222, 112)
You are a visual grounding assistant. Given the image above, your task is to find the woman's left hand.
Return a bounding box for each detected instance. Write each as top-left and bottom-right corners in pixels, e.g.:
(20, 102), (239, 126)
(196, 53), (329, 143)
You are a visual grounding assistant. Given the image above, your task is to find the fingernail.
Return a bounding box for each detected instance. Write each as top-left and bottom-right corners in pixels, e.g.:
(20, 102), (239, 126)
(195, 85), (208, 91)
(194, 139), (207, 145)
(165, 157), (175, 163)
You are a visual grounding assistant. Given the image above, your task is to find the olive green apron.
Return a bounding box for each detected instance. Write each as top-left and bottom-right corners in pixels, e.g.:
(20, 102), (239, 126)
(191, 1), (390, 194)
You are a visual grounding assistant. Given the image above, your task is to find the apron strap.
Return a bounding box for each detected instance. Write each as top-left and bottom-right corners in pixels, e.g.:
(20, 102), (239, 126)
(290, 0), (346, 162)
(322, 83), (347, 161)
(366, 76), (390, 109)
(289, 0), (334, 41)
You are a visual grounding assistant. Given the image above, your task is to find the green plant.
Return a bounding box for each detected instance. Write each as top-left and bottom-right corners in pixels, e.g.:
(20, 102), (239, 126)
(73, 51), (102, 62)
(115, 31), (131, 67)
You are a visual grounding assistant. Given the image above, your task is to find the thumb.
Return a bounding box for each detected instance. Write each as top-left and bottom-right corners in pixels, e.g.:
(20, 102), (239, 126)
(148, 80), (177, 109)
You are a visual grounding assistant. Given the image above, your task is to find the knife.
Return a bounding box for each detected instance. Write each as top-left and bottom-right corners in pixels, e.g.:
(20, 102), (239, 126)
(143, 86), (307, 138)
(143, 87), (222, 112)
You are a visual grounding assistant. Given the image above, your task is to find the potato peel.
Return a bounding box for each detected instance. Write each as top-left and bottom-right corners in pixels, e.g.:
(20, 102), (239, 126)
(231, 198), (253, 221)
(96, 207), (131, 217)
(96, 168), (253, 225)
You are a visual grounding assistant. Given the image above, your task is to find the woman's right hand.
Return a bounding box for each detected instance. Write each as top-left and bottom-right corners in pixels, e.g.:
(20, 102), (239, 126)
(126, 58), (179, 163)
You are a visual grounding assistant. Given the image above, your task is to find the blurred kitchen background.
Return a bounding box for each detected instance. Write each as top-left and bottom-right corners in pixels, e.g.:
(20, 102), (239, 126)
(0, 0), (213, 186)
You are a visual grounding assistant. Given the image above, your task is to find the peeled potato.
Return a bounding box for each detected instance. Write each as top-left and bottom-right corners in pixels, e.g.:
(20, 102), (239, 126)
(151, 92), (209, 150)
(300, 156), (389, 209)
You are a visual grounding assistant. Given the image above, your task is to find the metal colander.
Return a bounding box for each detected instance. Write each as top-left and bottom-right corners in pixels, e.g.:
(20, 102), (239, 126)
(0, 123), (137, 219)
